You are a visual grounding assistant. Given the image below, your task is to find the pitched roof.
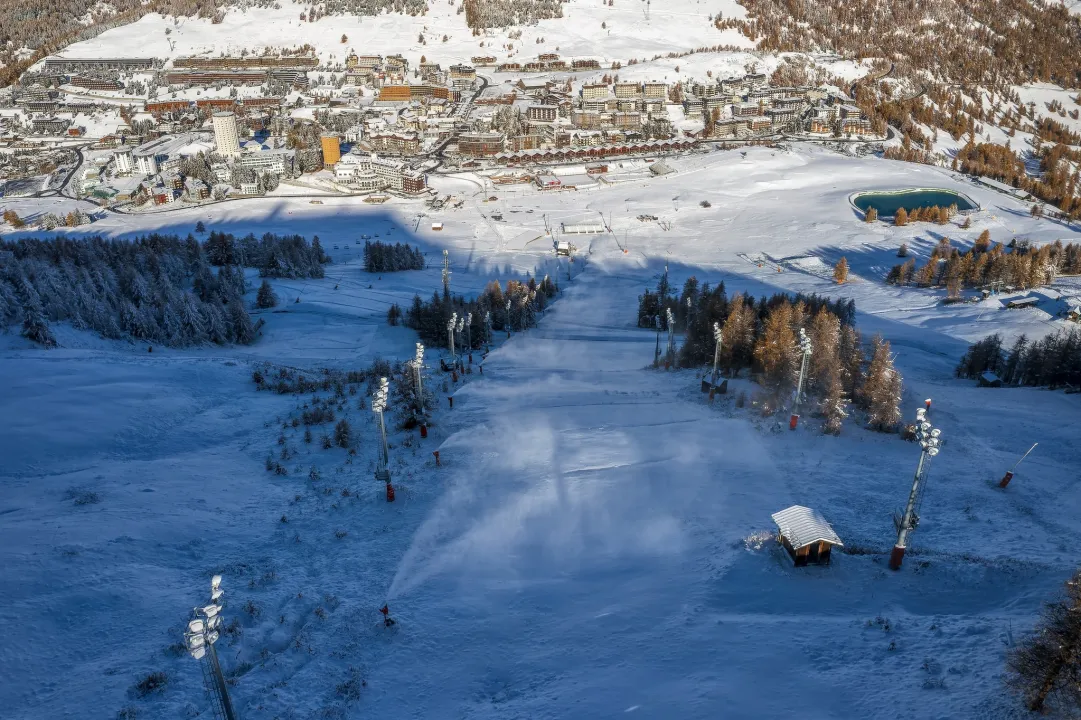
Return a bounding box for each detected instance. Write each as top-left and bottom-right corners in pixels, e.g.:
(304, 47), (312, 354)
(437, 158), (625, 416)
(771, 505), (843, 550)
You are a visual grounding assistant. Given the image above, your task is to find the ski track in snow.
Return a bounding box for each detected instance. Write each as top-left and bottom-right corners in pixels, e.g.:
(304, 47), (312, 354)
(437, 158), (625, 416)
(1, 145), (1080, 719)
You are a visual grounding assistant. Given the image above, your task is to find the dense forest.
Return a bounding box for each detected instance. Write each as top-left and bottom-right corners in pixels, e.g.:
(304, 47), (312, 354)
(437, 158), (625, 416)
(636, 273), (901, 434)
(363, 241), (425, 273)
(0, 232), (328, 347)
(956, 330), (1081, 389)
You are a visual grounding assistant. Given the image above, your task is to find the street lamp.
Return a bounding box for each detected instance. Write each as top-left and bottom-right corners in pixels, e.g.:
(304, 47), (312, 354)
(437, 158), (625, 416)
(790, 328), (813, 429)
(483, 311), (492, 349)
(372, 377), (393, 501)
(889, 407), (942, 570)
(183, 575), (237, 720)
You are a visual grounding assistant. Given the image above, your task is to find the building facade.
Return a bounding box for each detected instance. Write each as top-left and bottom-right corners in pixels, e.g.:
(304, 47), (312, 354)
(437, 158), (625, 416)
(212, 112), (241, 157)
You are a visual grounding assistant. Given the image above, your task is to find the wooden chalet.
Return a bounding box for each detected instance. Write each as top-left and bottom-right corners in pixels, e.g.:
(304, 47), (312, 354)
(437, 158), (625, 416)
(771, 505), (843, 567)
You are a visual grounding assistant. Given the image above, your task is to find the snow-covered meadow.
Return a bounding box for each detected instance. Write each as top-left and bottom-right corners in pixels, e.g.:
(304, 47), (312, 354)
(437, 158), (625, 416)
(2, 145), (1081, 719)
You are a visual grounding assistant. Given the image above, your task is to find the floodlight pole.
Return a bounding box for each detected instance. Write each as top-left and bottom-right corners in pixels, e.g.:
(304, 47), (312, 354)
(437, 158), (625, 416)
(183, 576), (237, 720)
(654, 316), (661, 367)
(484, 311), (492, 350)
(413, 343), (425, 416)
(465, 312), (472, 358)
(790, 328), (812, 429)
(709, 322), (722, 402)
(665, 308), (676, 367)
(442, 249), (450, 296)
(447, 312), (457, 362)
(371, 376), (392, 500)
(889, 407), (942, 570)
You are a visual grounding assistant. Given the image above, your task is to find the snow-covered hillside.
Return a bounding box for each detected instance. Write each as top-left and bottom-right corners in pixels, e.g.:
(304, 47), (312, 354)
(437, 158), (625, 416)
(2, 145), (1081, 719)
(49, 0), (753, 70)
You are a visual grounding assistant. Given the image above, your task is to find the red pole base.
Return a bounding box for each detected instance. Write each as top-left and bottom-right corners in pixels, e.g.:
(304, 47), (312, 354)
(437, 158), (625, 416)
(433, 450), (441, 466)
(888, 545), (905, 570)
(452, 371), (458, 382)
(420, 424), (428, 439)
(708, 389), (715, 403)
(386, 483), (395, 502)
(789, 414), (799, 430)
(448, 396), (454, 409)
(999, 471), (1014, 488)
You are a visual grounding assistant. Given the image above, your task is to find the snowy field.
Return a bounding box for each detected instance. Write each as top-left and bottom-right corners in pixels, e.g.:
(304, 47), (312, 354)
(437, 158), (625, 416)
(2, 145), (1081, 719)
(48, 0), (752, 71)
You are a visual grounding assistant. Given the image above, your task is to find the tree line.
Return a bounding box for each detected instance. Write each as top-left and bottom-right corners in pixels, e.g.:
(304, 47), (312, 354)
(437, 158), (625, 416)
(397, 275), (559, 349)
(1, 231), (329, 348)
(956, 329), (1081, 389)
(887, 233), (1081, 296)
(638, 274), (902, 434)
(363, 241), (425, 273)
(202, 230), (329, 279)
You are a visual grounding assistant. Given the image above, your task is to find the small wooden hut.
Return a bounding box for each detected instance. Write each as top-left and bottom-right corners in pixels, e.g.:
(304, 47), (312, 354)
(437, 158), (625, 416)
(771, 505), (843, 567)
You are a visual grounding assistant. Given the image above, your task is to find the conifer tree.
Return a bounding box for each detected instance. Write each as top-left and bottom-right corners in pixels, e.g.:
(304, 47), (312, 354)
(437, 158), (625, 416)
(895, 207), (909, 226)
(863, 335), (902, 431)
(819, 372), (848, 435)
(865, 207), (878, 223)
(833, 257), (849, 284)
(721, 293), (755, 375)
(256, 279), (278, 309)
(754, 302), (799, 394)
(1007, 567), (1081, 714)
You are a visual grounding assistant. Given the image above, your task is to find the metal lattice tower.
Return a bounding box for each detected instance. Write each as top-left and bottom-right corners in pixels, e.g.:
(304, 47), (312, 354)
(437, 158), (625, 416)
(183, 576), (237, 720)
(372, 377), (391, 483)
(889, 406), (942, 570)
(442, 250), (451, 296)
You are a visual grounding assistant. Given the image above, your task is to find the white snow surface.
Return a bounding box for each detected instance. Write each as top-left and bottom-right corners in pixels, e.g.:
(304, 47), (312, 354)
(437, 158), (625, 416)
(2, 145), (1081, 719)
(51, 0), (753, 70)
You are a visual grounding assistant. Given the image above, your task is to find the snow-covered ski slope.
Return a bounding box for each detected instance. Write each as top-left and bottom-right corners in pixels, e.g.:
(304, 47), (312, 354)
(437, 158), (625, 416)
(2, 145), (1081, 719)
(50, 0), (753, 69)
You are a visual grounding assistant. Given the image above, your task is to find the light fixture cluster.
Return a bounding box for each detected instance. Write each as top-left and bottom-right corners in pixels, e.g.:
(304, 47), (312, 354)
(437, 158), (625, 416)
(184, 575), (224, 660)
(798, 327), (813, 357)
(372, 377), (389, 414)
(915, 408), (941, 457)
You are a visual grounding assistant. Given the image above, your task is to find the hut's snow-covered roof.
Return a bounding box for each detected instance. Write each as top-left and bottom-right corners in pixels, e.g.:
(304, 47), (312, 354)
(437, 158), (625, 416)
(771, 505), (843, 550)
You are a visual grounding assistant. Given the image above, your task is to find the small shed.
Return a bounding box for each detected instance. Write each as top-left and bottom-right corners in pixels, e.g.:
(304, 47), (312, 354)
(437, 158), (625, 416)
(978, 371), (1002, 388)
(1006, 296), (1039, 309)
(771, 505), (843, 566)
(431, 222), (444, 231)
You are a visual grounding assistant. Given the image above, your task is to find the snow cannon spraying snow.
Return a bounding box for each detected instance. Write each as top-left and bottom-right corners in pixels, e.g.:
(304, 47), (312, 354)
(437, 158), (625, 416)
(380, 604), (396, 627)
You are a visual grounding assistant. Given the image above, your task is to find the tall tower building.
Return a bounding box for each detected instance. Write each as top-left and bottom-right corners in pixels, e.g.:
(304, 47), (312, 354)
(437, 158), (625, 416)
(321, 133), (341, 167)
(114, 148), (133, 175)
(212, 111), (241, 157)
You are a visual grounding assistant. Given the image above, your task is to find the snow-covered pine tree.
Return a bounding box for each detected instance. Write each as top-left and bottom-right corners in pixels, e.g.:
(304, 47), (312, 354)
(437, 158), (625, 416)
(819, 371), (848, 435)
(256, 279), (278, 309)
(863, 335), (902, 432)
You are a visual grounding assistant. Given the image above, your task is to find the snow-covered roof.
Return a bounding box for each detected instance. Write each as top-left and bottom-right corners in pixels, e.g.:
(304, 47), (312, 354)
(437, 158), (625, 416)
(771, 505), (843, 550)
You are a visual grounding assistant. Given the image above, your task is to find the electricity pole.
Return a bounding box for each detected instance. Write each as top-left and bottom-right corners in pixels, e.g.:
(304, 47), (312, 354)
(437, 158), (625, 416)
(709, 321), (722, 402)
(183, 575), (237, 720)
(790, 328), (813, 429)
(889, 406), (942, 570)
